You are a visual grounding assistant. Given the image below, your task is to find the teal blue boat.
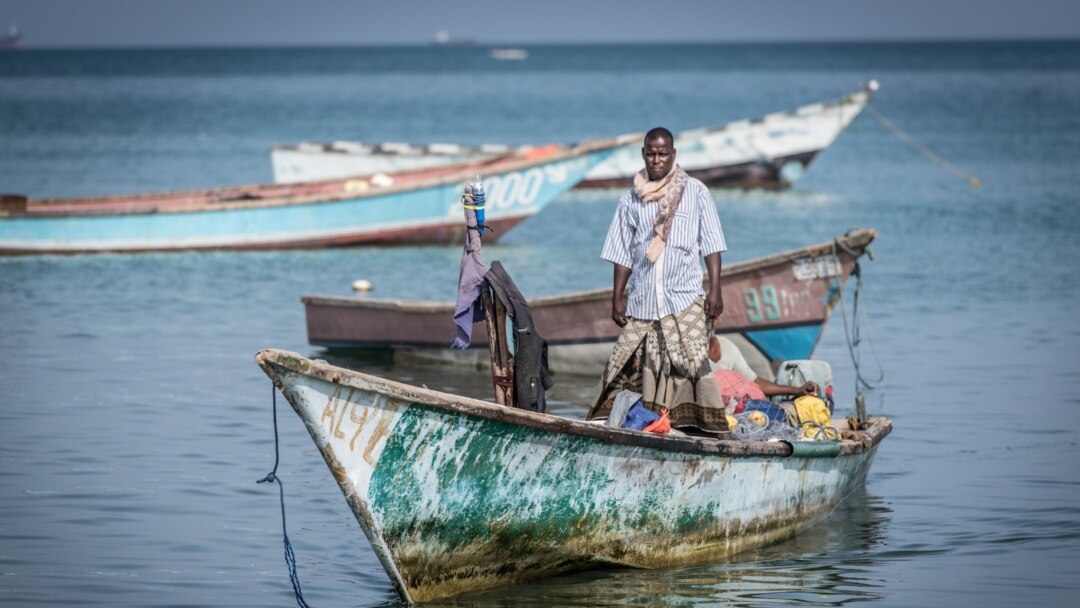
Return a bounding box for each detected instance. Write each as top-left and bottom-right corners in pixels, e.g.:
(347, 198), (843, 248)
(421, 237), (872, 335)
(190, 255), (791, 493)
(256, 349), (892, 603)
(0, 142), (611, 254)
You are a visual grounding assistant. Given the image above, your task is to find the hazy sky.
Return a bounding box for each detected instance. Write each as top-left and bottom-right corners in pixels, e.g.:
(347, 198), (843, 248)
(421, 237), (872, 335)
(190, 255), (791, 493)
(3, 0), (1079, 48)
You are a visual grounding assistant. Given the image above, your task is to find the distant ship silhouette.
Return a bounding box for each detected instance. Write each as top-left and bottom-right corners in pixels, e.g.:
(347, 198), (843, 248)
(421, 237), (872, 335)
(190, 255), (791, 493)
(0, 22), (21, 49)
(432, 29), (475, 46)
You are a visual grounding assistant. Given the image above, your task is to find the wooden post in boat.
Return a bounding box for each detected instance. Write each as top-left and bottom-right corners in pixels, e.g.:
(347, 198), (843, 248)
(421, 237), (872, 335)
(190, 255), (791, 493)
(461, 178), (515, 408)
(482, 287), (515, 408)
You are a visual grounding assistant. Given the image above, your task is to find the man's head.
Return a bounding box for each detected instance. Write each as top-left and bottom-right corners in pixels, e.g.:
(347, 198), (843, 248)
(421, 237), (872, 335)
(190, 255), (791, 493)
(642, 127), (676, 181)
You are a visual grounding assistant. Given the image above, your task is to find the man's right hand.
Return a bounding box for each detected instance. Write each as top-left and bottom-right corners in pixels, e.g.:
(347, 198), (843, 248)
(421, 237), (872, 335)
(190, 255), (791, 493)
(611, 264), (632, 328)
(612, 297), (627, 327)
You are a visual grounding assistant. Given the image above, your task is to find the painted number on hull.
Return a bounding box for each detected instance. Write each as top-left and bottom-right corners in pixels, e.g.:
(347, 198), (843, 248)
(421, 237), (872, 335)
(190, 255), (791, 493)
(320, 385), (401, 465)
(487, 168), (546, 210)
(445, 159), (582, 219)
(744, 285), (781, 323)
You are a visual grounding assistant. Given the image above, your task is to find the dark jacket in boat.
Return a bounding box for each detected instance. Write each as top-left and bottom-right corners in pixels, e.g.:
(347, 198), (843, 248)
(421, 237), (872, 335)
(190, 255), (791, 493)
(484, 261), (554, 413)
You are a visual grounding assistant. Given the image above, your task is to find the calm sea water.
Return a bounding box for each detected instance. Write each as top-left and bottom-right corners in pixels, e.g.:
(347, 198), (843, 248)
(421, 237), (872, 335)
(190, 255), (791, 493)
(1, 42), (1079, 607)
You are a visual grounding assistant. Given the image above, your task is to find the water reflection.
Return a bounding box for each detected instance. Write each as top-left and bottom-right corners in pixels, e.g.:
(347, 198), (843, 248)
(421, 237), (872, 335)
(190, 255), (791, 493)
(416, 489), (893, 608)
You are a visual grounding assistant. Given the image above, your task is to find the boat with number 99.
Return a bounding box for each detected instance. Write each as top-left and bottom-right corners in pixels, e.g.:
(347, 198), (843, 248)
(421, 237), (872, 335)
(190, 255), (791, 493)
(304, 229), (878, 379)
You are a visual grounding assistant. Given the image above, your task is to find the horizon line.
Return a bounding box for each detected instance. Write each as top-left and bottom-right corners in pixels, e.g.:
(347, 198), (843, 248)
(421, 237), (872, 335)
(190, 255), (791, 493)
(8, 36), (1080, 52)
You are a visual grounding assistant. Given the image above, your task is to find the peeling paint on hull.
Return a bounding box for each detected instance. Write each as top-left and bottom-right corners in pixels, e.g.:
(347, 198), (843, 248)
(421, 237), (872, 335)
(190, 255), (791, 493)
(256, 349), (891, 603)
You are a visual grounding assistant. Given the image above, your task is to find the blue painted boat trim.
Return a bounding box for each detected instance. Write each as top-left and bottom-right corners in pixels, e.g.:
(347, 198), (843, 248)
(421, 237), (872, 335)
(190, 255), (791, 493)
(742, 323), (824, 364)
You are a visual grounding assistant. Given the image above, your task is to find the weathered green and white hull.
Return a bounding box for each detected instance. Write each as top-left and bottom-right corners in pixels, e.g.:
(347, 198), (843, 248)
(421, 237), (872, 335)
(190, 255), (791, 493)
(257, 349), (891, 603)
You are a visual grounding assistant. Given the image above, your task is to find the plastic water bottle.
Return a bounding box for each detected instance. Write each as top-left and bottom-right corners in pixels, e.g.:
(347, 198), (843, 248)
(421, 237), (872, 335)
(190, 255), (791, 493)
(472, 175), (486, 235)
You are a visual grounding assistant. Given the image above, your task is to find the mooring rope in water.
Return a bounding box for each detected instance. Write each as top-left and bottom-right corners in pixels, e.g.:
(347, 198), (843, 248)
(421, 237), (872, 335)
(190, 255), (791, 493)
(865, 103), (982, 188)
(257, 385), (311, 608)
(831, 239), (885, 424)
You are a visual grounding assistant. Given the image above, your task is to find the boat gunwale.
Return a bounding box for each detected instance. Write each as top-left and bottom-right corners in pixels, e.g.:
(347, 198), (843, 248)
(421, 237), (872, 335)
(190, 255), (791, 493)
(690, 89), (870, 137)
(256, 347), (891, 459)
(271, 142), (526, 157)
(9, 140), (617, 219)
(299, 228), (877, 311)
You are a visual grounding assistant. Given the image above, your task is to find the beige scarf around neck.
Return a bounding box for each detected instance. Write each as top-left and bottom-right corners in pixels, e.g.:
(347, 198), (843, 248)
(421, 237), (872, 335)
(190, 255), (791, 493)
(633, 164), (688, 263)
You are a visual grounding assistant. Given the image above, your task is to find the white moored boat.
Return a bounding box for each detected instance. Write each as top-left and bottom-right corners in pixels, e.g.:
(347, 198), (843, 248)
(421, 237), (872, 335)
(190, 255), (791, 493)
(271, 81), (877, 188)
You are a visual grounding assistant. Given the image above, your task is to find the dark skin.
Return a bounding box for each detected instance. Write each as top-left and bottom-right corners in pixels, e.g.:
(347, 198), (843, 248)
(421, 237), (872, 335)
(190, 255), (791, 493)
(611, 134), (724, 327)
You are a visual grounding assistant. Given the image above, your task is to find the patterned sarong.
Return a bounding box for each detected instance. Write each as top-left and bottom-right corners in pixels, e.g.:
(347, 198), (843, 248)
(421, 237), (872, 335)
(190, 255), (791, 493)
(588, 297), (729, 434)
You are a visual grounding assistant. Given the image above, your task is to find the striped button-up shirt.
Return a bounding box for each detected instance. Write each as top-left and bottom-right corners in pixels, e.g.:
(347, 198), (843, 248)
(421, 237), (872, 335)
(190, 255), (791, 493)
(601, 177), (726, 320)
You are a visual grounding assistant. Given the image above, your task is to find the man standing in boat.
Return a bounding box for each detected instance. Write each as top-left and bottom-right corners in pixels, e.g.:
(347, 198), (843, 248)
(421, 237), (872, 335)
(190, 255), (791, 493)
(588, 127), (729, 434)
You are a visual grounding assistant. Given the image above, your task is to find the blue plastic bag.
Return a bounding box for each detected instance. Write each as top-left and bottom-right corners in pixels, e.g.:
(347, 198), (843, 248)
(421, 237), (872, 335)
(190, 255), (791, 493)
(742, 399), (787, 423)
(621, 402), (660, 431)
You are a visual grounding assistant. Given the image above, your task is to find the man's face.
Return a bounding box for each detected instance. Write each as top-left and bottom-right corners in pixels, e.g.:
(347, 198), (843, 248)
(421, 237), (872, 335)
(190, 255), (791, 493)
(642, 136), (676, 181)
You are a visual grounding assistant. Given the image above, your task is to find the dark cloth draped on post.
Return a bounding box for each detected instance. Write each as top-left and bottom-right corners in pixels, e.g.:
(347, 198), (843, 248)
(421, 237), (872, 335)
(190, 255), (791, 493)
(485, 261), (553, 413)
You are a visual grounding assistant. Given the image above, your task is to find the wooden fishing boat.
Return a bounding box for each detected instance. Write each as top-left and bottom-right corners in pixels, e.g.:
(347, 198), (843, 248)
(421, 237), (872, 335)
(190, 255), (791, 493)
(270, 82), (875, 188)
(0, 142), (612, 254)
(256, 348), (892, 603)
(303, 228), (877, 378)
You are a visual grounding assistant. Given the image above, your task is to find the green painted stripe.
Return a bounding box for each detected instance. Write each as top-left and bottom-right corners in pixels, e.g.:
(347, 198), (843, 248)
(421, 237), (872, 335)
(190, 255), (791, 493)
(786, 440), (841, 458)
(367, 404), (772, 554)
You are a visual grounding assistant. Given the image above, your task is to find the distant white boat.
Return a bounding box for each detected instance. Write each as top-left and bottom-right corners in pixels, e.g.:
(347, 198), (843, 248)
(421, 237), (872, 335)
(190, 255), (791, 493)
(431, 30), (475, 46)
(490, 48), (528, 60)
(271, 81), (877, 189)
